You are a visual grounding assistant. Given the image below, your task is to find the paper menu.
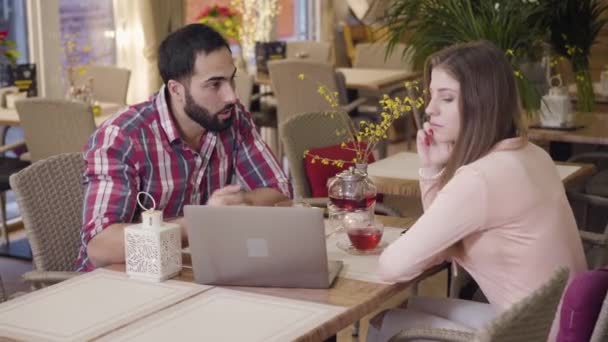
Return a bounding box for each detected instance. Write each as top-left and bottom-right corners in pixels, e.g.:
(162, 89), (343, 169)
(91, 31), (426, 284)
(0, 269), (209, 342)
(98, 287), (345, 342)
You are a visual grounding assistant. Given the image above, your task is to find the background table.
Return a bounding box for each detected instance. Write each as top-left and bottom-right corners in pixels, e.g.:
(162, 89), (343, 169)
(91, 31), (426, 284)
(368, 152), (596, 197)
(0, 101), (122, 127)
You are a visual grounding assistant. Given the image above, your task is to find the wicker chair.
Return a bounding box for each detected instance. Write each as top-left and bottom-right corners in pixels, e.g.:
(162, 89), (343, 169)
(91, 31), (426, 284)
(9, 153), (84, 288)
(565, 152), (608, 268)
(72, 64), (131, 104)
(280, 111), (399, 216)
(591, 290), (608, 342)
(15, 98), (97, 163)
(390, 268), (569, 342)
(268, 59), (369, 161)
(0, 274), (5, 302)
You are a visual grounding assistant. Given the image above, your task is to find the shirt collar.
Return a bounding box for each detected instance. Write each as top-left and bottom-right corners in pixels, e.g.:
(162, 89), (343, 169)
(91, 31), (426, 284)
(155, 85), (181, 144)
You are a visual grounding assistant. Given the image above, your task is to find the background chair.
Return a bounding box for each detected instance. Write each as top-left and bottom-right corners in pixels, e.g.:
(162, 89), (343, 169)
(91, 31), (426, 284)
(280, 111), (399, 217)
(235, 69), (254, 111)
(286, 41), (332, 63)
(390, 268), (569, 342)
(591, 290), (608, 342)
(235, 69), (277, 129)
(15, 98), (96, 163)
(342, 24), (374, 65)
(352, 42), (418, 147)
(9, 153), (84, 288)
(353, 42), (414, 71)
(0, 274), (5, 302)
(268, 59), (369, 161)
(73, 65), (131, 104)
(566, 152), (608, 267)
(0, 141), (31, 253)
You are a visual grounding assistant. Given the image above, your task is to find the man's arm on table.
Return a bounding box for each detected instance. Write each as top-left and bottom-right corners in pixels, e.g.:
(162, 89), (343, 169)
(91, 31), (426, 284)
(87, 187), (287, 268)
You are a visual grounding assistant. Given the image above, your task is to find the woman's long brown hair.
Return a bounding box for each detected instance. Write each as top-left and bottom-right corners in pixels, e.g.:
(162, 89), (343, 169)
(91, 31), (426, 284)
(423, 40), (527, 187)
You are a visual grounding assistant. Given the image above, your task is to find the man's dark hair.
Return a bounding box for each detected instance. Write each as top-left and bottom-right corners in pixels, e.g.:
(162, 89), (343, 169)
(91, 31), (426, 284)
(158, 23), (231, 84)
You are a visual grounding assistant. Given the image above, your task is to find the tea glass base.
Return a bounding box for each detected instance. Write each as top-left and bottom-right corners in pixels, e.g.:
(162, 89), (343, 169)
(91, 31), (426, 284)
(336, 240), (387, 255)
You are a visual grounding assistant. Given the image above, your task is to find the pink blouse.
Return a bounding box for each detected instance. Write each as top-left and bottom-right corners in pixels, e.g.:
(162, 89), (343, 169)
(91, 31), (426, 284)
(378, 137), (587, 311)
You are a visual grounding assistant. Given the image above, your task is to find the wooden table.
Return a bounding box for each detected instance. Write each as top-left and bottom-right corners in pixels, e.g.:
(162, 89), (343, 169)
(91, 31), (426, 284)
(528, 112), (608, 145)
(368, 152), (597, 197)
(0, 101), (122, 127)
(336, 68), (419, 93)
(95, 215), (436, 342)
(255, 68), (419, 93)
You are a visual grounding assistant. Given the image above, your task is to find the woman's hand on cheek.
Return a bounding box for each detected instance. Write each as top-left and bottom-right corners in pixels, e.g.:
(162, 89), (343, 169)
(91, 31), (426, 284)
(417, 122), (454, 172)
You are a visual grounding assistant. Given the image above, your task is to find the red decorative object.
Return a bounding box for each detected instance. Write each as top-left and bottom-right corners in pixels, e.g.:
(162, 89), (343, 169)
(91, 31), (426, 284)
(304, 142), (375, 198)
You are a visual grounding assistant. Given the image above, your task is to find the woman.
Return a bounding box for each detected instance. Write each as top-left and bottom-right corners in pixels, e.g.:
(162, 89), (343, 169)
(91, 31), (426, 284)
(368, 41), (587, 341)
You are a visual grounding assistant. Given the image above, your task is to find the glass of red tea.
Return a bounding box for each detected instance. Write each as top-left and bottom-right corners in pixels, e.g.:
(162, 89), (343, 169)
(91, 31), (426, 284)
(345, 220), (384, 251)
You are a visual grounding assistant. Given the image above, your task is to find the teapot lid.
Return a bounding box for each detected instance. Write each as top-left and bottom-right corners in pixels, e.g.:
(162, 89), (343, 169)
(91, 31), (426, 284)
(336, 166), (366, 181)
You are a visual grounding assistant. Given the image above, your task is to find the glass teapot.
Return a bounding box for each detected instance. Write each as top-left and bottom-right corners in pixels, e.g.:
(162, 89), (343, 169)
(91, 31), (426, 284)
(327, 164), (377, 226)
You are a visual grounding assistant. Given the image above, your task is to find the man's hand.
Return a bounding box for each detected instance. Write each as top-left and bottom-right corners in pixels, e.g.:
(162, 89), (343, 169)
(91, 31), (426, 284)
(207, 184), (250, 206)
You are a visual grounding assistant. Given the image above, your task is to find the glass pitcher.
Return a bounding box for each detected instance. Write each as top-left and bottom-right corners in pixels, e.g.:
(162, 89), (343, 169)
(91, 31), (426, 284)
(327, 164), (377, 228)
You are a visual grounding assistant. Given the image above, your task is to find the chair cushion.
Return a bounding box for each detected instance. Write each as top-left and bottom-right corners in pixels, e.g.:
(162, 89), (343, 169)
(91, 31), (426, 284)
(0, 157), (30, 192)
(304, 142), (375, 198)
(585, 169), (608, 197)
(557, 268), (608, 342)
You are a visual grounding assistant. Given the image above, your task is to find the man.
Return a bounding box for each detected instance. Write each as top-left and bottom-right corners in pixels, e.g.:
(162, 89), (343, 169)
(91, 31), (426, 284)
(76, 24), (291, 271)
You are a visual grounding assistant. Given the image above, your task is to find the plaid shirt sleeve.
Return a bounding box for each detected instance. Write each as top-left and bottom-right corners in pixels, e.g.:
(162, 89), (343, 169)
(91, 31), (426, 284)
(233, 107), (292, 198)
(81, 125), (139, 247)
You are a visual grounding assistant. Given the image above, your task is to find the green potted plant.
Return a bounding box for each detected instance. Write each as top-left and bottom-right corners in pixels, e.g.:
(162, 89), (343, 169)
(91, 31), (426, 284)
(541, 0), (608, 113)
(379, 0), (548, 115)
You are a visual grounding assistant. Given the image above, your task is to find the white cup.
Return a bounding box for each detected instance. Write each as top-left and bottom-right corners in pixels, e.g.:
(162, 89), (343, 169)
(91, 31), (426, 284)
(5, 92), (27, 109)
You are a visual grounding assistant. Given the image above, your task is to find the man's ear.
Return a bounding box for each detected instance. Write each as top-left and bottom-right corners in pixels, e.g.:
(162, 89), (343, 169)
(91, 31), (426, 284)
(167, 80), (185, 102)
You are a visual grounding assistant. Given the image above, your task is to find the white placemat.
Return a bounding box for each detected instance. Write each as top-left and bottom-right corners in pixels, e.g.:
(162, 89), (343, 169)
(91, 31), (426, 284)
(0, 269), (209, 342)
(326, 224), (403, 284)
(98, 287), (345, 342)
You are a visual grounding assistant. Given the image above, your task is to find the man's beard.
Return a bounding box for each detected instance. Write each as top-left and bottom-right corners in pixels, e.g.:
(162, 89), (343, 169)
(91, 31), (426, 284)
(183, 90), (234, 132)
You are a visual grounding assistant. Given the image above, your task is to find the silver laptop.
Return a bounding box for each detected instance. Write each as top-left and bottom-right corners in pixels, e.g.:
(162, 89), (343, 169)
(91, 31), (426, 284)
(184, 205), (343, 289)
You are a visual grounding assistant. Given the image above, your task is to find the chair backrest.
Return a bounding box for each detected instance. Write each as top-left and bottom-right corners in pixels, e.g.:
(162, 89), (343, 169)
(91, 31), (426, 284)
(15, 98), (96, 162)
(286, 41), (331, 63)
(268, 60), (347, 126)
(234, 69), (254, 110)
(556, 268), (608, 342)
(591, 290), (608, 342)
(353, 42), (414, 72)
(73, 65), (131, 104)
(0, 274), (5, 303)
(280, 111), (352, 198)
(9, 153), (85, 273)
(342, 24), (374, 64)
(475, 268), (569, 342)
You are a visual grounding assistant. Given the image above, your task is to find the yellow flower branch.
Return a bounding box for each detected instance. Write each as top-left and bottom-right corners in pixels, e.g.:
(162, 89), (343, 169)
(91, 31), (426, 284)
(300, 75), (424, 166)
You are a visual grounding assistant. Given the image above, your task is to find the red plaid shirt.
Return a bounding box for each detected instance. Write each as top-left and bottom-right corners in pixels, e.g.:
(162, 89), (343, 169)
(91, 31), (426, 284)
(76, 87), (291, 271)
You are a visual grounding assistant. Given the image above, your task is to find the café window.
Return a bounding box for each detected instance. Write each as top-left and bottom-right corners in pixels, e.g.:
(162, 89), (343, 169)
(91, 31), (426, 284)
(59, 0), (116, 75)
